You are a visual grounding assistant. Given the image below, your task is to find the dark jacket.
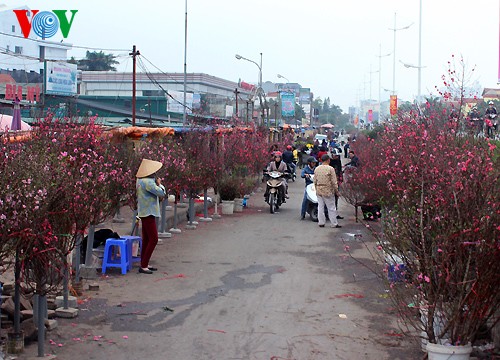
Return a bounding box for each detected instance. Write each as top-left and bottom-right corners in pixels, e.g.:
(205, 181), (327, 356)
(346, 155), (360, 167)
(329, 158), (343, 183)
(282, 150), (294, 164)
(301, 165), (315, 186)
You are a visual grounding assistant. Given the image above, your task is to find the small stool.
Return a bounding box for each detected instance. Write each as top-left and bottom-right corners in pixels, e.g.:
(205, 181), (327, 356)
(102, 239), (130, 275)
(120, 236), (142, 270)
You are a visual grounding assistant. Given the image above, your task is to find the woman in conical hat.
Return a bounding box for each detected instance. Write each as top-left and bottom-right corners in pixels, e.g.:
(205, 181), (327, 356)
(136, 159), (165, 274)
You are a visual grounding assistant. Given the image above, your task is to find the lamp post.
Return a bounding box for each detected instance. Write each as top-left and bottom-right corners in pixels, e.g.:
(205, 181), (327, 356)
(235, 53), (264, 125)
(376, 43), (391, 112)
(399, 60), (426, 101)
(418, 0), (422, 103)
(389, 13), (413, 95)
(183, 0), (188, 127)
(277, 73), (289, 84)
(277, 74), (291, 124)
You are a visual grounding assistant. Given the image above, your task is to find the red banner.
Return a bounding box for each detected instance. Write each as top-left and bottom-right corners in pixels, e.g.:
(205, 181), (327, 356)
(390, 95), (398, 116)
(239, 81), (256, 92)
(368, 109), (373, 123)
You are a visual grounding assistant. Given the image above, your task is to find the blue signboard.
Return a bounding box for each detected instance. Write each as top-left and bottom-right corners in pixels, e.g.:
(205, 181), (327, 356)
(281, 92), (295, 117)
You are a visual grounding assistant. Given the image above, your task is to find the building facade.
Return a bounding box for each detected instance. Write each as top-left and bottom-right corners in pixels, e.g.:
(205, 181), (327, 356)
(0, 6), (72, 73)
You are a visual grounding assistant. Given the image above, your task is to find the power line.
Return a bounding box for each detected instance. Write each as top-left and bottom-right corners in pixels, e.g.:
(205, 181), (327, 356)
(136, 57), (192, 112)
(0, 31), (130, 52)
(0, 47), (129, 67)
(140, 55), (200, 93)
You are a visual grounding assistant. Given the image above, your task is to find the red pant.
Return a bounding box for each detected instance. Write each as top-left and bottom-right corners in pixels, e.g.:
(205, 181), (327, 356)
(140, 216), (158, 268)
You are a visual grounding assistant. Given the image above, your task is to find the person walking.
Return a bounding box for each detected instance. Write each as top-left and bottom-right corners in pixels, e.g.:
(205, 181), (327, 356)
(136, 159), (166, 274)
(329, 149), (344, 220)
(313, 154), (342, 228)
(300, 156), (318, 220)
(343, 141), (350, 158)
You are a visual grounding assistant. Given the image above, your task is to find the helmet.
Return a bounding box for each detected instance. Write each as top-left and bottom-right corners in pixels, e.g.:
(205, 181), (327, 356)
(286, 145), (292, 150)
(489, 101), (494, 105)
(307, 156), (318, 163)
(273, 151), (282, 157)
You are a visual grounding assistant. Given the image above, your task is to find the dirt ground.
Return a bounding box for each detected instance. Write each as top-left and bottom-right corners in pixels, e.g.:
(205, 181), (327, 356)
(8, 172), (421, 360)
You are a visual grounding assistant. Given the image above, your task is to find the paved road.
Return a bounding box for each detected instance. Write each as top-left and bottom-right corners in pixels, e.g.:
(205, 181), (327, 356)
(21, 174), (420, 359)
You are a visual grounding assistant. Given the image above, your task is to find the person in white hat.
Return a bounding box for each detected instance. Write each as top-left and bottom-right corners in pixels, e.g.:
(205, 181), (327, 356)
(136, 159), (165, 274)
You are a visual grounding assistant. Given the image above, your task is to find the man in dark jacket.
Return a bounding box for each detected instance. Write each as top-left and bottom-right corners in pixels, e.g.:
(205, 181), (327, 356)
(300, 156), (317, 220)
(282, 145), (296, 174)
(345, 150), (360, 167)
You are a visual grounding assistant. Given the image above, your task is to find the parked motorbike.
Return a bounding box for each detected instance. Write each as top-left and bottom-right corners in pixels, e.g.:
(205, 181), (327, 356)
(304, 176), (328, 222)
(263, 171), (289, 214)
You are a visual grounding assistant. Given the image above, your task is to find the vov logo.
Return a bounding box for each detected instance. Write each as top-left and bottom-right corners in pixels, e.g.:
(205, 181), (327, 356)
(13, 10), (78, 39)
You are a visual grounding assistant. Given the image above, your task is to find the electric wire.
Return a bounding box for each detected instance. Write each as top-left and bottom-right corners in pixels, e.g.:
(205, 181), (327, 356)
(0, 31), (130, 52)
(137, 56), (192, 112)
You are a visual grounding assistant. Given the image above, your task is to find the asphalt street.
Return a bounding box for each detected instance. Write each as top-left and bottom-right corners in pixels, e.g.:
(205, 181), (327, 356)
(20, 172), (421, 360)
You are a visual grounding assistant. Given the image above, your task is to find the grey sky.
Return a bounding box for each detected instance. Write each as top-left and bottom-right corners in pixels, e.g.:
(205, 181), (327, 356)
(4, 0), (500, 111)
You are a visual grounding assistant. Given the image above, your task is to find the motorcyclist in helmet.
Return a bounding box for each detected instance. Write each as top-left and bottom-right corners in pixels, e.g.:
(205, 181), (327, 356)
(282, 145), (296, 175)
(469, 106), (482, 135)
(265, 151), (289, 201)
(300, 156), (317, 220)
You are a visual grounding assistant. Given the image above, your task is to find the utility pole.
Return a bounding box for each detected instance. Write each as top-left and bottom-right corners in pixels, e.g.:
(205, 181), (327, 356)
(129, 45), (140, 127)
(183, 0), (188, 127)
(234, 88), (239, 119)
(274, 102), (278, 126)
(148, 98), (152, 126)
(417, 0), (422, 102)
(246, 100), (250, 125)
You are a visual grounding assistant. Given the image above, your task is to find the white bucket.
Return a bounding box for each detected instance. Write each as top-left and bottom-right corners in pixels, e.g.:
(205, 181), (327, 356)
(221, 200), (234, 215)
(426, 343), (472, 360)
(233, 198), (244, 212)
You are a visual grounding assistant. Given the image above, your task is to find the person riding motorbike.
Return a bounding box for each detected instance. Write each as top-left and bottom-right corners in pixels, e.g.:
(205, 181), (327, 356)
(265, 151), (289, 202)
(282, 145), (296, 175)
(469, 106), (482, 135)
(300, 156), (318, 220)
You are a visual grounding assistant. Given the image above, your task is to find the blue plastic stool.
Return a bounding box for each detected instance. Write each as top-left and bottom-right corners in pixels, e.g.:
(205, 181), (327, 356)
(102, 239), (130, 275)
(120, 236), (142, 269)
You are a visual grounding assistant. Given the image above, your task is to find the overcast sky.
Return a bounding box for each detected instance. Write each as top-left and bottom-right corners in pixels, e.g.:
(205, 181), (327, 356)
(3, 0), (499, 112)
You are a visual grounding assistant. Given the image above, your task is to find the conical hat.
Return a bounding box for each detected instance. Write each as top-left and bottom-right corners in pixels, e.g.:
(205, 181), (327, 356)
(136, 159), (163, 178)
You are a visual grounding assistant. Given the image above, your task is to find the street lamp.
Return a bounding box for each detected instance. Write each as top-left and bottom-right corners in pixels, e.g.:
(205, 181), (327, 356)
(399, 60), (426, 101)
(277, 74), (289, 83)
(376, 44), (391, 112)
(235, 53), (262, 92)
(389, 13), (413, 95)
(235, 53), (264, 125)
(418, 0), (423, 103)
(400, 60), (426, 69)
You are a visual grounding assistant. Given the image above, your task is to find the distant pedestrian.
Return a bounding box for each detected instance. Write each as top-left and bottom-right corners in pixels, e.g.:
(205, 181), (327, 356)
(313, 154), (341, 228)
(136, 159), (166, 274)
(343, 141), (350, 158)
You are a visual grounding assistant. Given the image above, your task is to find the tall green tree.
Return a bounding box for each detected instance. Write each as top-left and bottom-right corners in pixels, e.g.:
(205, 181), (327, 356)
(76, 51), (119, 71)
(294, 103), (306, 121)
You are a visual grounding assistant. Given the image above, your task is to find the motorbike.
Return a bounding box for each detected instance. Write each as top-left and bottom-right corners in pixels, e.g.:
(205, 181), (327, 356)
(486, 113), (497, 137)
(304, 175), (328, 222)
(286, 162), (297, 182)
(263, 171), (289, 214)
